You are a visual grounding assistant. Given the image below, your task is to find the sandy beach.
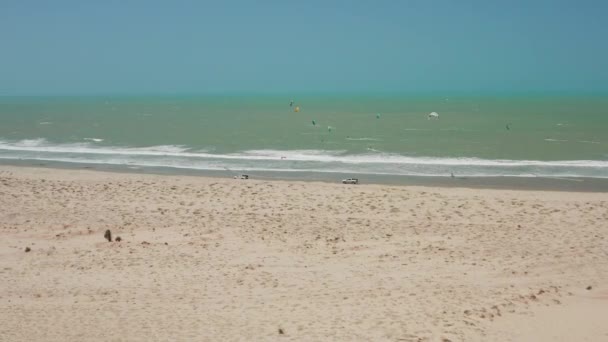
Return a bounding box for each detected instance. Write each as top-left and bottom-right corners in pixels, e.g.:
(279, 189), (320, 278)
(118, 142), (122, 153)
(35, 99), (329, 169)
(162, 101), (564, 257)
(1, 165), (607, 341)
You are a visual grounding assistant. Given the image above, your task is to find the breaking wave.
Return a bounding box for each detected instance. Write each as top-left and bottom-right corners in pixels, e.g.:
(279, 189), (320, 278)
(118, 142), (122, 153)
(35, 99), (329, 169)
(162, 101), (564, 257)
(0, 138), (607, 178)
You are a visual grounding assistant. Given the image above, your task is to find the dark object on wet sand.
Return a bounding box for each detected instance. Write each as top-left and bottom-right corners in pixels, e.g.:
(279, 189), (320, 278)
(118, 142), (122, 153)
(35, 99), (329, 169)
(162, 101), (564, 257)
(586, 285), (592, 290)
(115, 236), (122, 242)
(278, 328), (284, 335)
(25, 247), (31, 252)
(104, 229), (112, 242)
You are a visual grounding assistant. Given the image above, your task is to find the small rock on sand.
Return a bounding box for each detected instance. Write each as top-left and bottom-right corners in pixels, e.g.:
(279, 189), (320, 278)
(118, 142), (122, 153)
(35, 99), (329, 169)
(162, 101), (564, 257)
(104, 229), (112, 242)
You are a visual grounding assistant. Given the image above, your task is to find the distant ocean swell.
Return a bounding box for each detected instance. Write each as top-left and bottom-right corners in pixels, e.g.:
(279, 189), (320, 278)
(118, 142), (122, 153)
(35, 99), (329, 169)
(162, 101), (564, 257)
(0, 139), (607, 178)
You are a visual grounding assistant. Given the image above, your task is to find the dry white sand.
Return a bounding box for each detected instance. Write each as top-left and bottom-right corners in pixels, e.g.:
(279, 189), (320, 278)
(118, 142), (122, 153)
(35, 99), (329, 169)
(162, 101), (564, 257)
(1, 166), (607, 341)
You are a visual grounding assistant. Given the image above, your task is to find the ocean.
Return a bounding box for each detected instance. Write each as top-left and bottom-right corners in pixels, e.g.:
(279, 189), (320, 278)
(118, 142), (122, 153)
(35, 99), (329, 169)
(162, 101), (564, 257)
(1, 94), (607, 179)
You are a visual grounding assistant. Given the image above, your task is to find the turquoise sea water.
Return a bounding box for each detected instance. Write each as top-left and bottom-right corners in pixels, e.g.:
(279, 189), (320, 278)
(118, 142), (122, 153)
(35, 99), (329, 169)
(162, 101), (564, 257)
(1, 95), (607, 178)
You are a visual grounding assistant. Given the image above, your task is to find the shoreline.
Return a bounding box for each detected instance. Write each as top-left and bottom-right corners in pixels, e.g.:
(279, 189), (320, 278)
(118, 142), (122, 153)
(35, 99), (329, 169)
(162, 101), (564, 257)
(2, 158), (608, 192)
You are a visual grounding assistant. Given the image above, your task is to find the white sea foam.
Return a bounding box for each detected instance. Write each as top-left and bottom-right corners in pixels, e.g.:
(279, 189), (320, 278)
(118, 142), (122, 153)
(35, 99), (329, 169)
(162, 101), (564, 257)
(0, 139), (606, 167)
(0, 139), (192, 156)
(346, 137), (381, 141)
(1, 139), (607, 178)
(544, 139), (568, 142)
(83, 138), (104, 142)
(234, 149), (608, 167)
(13, 138), (49, 147)
(0, 153), (605, 179)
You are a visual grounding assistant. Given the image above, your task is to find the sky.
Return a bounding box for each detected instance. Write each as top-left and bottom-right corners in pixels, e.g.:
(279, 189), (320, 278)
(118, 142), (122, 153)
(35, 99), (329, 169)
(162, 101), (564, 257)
(1, 0), (607, 95)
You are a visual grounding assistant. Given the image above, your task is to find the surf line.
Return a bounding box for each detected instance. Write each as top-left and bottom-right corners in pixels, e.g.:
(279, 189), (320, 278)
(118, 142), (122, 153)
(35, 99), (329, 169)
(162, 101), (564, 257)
(531, 174), (583, 182)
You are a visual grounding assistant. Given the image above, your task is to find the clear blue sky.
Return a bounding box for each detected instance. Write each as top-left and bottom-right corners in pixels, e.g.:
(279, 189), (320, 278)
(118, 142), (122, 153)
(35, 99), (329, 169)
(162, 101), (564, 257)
(1, 0), (607, 95)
